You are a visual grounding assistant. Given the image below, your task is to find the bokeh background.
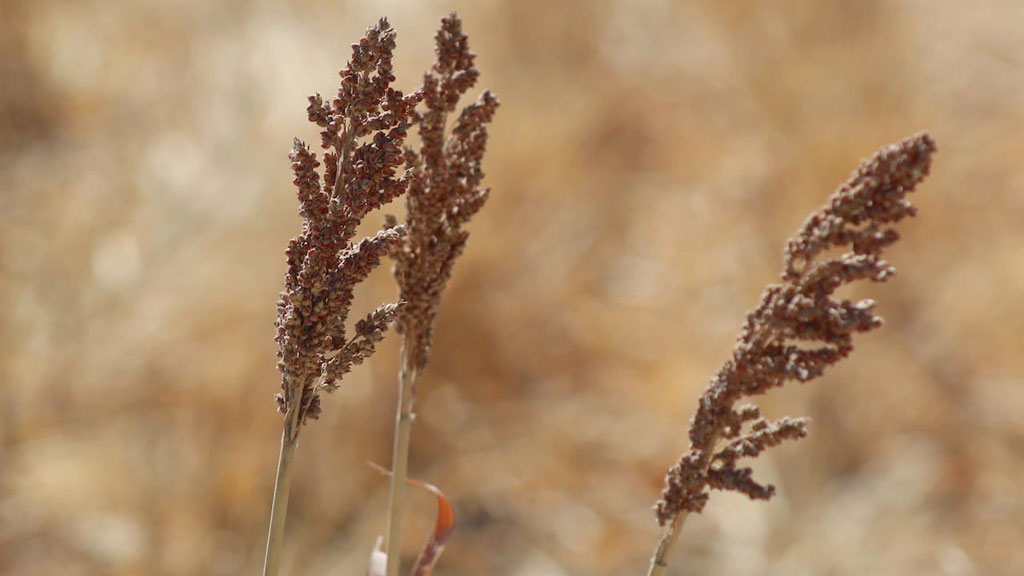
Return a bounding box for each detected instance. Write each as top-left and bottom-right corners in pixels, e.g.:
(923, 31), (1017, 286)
(2, 1), (1023, 575)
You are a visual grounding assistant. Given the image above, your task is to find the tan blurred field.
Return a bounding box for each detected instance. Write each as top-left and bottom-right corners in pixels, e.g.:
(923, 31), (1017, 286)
(2, 1), (1023, 575)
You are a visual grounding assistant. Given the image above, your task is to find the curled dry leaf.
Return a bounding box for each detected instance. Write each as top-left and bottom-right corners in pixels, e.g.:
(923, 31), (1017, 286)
(369, 464), (456, 576)
(408, 476), (455, 576)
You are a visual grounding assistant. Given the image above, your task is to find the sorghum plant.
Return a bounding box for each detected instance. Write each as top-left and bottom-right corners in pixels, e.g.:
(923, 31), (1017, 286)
(383, 14), (499, 576)
(263, 18), (422, 576)
(648, 133), (937, 576)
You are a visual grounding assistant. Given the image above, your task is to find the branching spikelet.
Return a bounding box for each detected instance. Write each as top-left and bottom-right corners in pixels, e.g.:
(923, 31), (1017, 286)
(274, 19), (422, 427)
(389, 13), (500, 373)
(655, 133), (937, 525)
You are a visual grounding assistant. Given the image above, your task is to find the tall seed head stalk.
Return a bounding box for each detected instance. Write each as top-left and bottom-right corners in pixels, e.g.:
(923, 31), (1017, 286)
(648, 133), (937, 576)
(264, 18), (421, 576)
(382, 13), (498, 576)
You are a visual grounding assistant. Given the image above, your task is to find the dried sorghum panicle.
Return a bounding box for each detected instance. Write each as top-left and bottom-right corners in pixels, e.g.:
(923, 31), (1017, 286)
(274, 18), (422, 426)
(388, 13), (500, 373)
(655, 133), (937, 525)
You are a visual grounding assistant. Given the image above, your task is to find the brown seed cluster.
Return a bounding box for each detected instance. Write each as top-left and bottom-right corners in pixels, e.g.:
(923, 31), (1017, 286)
(655, 133), (937, 525)
(388, 14), (500, 373)
(275, 19), (422, 425)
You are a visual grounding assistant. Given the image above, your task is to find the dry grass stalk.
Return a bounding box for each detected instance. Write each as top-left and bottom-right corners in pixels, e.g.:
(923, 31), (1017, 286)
(382, 14), (499, 576)
(648, 133), (937, 576)
(263, 18), (421, 576)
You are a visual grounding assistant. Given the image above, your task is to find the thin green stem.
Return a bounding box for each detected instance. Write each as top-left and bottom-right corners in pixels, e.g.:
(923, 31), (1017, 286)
(263, 391), (304, 576)
(385, 341), (418, 576)
(646, 512), (688, 576)
(646, 428), (720, 576)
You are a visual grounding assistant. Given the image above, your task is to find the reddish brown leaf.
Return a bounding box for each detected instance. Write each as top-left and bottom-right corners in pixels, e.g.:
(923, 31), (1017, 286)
(369, 464), (456, 576)
(407, 475), (455, 576)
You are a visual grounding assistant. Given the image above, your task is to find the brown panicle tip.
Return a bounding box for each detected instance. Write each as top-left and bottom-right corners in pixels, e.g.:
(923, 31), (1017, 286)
(274, 17), (419, 428)
(390, 17), (497, 374)
(655, 134), (937, 526)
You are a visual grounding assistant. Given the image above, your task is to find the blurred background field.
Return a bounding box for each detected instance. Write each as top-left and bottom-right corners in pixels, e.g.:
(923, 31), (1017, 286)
(2, 1), (1023, 575)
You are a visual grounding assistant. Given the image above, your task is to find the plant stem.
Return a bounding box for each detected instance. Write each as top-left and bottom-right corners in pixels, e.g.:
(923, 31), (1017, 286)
(647, 428), (719, 576)
(385, 342), (418, 576)
(263, 393), (304, 576)
(646, 512), (688, 576)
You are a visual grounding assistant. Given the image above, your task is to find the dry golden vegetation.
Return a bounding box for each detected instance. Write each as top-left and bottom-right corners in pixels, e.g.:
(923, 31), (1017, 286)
(2, 2), (1023, 575)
